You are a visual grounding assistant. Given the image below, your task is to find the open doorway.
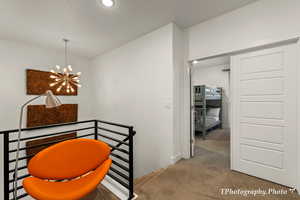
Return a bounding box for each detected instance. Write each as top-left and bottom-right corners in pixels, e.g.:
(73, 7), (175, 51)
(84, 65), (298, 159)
(191, 55), (231, 168)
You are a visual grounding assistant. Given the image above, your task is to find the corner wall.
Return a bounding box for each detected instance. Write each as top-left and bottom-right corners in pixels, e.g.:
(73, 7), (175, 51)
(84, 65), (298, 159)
(172, 24), (185, 162)
(91, 24), (177, 178)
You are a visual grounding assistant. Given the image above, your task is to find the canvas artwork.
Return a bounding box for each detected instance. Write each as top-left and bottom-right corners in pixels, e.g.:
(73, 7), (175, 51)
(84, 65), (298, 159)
(26, 69), (78, 96)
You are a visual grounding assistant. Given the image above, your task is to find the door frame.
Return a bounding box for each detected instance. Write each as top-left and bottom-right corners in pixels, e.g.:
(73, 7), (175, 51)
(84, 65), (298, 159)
(297, 39), (300, 192)
(183, 36), (300, 192)
(188, 64), (194, 158)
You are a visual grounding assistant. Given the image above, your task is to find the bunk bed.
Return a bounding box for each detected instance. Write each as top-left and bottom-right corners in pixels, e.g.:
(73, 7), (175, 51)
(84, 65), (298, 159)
(194, 85), (222, 139)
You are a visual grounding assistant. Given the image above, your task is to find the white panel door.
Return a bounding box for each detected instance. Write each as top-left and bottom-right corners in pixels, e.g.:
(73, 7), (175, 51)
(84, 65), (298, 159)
(231, 44), (297, 187)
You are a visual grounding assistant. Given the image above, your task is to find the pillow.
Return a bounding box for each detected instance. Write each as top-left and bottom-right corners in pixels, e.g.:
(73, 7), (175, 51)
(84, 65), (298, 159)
(207, 108), (220, 118)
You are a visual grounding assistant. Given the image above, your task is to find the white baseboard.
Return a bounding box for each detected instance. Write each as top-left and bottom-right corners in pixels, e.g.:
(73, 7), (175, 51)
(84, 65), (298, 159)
(171, 153), (182, 164)
(102, 176), (139, 199)
(102, 175), (129, 200)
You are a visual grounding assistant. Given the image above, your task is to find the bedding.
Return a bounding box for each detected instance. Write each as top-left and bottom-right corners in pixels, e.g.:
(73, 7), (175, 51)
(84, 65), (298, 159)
(195, 107), (221, 131)
(195, 116), (220, 131)
(207, 108), (220, 118)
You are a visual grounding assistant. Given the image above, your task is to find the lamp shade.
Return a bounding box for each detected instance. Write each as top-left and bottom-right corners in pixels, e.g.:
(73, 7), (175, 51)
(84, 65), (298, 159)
(45, 90), (62, 108)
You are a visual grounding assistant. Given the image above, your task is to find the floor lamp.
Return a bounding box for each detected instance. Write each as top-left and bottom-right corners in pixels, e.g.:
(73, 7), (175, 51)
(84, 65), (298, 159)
(13, 90), (62, 200)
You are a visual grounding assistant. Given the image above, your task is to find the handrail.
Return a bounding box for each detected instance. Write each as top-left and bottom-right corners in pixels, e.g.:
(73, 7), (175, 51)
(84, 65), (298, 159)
(9, 127), (94, 143)
(0, 120), (95, 134)
(97, 119), (133, 129)
(0, 119), (133, 134)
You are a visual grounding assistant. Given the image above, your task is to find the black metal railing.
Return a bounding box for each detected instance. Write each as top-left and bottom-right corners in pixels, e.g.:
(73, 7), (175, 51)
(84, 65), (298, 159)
(0, 119), (136, 200)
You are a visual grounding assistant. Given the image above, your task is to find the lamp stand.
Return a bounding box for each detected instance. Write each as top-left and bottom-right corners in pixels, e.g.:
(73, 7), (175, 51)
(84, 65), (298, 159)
(13, 90), (61, 200)
(13, 95), (42, 200)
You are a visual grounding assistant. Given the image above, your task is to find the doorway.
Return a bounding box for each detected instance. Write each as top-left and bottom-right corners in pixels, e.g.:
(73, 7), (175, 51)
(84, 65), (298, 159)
(187, 41), (299, 190)
(190, 55), (231, 169)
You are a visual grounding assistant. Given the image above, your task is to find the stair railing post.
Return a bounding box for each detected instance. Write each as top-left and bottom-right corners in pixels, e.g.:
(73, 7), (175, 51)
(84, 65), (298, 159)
(128, 127), (134, 199)
(94, 120), (98, 140)
(4, 132), (9, 200)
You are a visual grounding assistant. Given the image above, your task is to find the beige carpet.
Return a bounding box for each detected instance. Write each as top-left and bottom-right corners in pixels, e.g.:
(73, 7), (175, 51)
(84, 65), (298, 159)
(135, 129), (300, 200)
(87, 129), (300, 200)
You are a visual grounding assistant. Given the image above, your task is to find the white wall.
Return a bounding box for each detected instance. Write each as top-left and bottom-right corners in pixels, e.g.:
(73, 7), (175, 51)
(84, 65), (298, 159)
(192, 63), (230, 128)
(0, 39), (94, 199)
(188, 0), (300, 60)
(91, 24), (176, 178)
(172, 24), (185, 162)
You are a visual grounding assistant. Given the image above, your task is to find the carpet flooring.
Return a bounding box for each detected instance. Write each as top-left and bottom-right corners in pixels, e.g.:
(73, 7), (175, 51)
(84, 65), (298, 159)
(87, 129), (300, 200)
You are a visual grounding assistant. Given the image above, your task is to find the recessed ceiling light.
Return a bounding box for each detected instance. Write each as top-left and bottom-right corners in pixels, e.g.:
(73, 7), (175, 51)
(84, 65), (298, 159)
(101, 0), (115, 7)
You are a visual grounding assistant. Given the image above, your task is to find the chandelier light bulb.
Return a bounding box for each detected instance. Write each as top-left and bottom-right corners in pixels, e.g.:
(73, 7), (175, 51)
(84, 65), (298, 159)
(49, 83), (57, 87)
(57, 85), (62, 92)
(68, 65), (72, 71)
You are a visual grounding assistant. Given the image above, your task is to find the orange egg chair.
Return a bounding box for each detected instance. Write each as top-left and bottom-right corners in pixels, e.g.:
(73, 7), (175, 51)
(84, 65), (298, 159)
(23, 138), (112, 200)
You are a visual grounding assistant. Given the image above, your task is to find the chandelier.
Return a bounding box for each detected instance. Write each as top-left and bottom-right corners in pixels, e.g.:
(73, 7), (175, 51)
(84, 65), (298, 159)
(49, 39), (81, 93)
